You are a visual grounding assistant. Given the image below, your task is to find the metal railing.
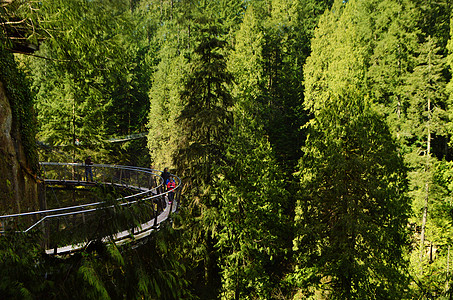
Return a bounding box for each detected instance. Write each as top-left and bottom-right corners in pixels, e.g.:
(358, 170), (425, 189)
(0, 162), (182, 254)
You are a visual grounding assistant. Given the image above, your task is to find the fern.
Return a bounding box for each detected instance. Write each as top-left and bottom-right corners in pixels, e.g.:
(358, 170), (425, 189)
(78, 259), (110, 300)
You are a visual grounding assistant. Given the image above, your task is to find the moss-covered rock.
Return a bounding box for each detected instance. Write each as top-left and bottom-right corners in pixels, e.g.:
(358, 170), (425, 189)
(0, 44), (39, 214)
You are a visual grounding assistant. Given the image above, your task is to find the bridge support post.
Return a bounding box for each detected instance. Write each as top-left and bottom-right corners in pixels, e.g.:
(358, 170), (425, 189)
(38, 180), (49, 249)
(153, 200), (158, 227)
(38, 180), (47, 211)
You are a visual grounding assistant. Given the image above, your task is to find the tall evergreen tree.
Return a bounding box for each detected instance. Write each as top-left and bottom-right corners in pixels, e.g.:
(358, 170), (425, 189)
(414, 0), (451, 51)
(294, 1), (410, 297)
(366, 0), (419, 142)
(175, 22), (233, 190)
(447, 9), (453, 138)
(295, 95), (410, 299)
(145, 0), (193, 170)
(214, 5), (297, 298)
(216, 109), (288, 299)
(173, 20), (234, 298)
(147, 43), (189, 170)
(245, 0), (332, 172)
(404, 35), (448, 277)
(226, 6), (335, 294)
(146, 0), (244, 170)
(428, 160), (453, 295)
(363, 0), (452, 295)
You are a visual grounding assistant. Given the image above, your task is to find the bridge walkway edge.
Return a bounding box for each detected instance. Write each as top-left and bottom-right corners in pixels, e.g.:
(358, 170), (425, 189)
(45, 197), (177, 255)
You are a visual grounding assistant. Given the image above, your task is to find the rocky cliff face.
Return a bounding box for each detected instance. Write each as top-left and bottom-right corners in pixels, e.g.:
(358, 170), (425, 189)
(0, 79), (38, 215)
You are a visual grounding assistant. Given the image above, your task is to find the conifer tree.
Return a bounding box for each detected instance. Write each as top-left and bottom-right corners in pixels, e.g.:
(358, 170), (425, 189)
(404, 35), (448, 277)
(147, 44), (189, 170)
(175, 22), (233, 190)
(366, 0), (419, 141)
(295, 1), (410, 297)
(429, 160), (453, 294)
(214, 5), (294, 298)
(144, 0), (193, 169)
(173, 20), (234, 298)
(217, 109), (288, 299)
(246, 0), (332, 172)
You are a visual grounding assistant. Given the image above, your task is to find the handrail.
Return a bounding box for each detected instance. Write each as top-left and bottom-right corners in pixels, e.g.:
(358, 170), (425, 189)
(0, 162), (182, 254)
(0, 163), (162, 220)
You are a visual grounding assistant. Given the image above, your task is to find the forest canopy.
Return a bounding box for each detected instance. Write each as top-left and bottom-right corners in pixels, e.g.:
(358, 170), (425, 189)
(1, 0), (453, 298)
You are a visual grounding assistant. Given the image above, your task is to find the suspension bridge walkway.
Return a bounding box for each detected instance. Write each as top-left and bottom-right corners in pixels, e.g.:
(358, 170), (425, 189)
(0, 162), (181, 255)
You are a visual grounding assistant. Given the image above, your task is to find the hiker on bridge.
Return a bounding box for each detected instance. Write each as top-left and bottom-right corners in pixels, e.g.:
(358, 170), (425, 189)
(85, 156), (94, 181)
(162, 167), (170, 189)
(167, 176), (176, 203)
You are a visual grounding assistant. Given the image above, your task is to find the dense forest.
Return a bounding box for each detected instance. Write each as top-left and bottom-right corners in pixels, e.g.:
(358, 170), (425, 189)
(2, 0), (453, 298)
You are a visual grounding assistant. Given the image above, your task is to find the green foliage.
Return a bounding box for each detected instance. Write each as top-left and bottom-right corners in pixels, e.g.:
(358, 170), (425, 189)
(175, 21), (234, 190)
(295, 98), (410, 299)
(0, 43), (38, 172)
(78, 257), (110, 299)
(217, 106), (290, 299)
(414, 0), (451, 50)
(0, 0), (47, 51)
(219, 6), (305, 296)
(404, 36), (448, 276)
(171, 20), (234, 298)
(25, 0), (154, 162)
(232, 0), (333, 173)
(3, 0), (453, 298)
(297, 1), (411, 297)
(0, 233), (50, 299)
(147, 44), (189, 170)
(259, 0), (320, 170)
(0, 205), (193, 299)
(447, 12), (453, 138)
(364, 0), (419, 147)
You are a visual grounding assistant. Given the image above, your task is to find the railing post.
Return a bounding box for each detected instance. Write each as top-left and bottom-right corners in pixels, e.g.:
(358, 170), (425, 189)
(54, 218), (59, 255)
(38, 181), (48, 249)
(153, 201), (158, 227)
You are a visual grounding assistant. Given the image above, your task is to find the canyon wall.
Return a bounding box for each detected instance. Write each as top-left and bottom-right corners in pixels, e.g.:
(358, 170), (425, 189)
(0, 51), (39, 215)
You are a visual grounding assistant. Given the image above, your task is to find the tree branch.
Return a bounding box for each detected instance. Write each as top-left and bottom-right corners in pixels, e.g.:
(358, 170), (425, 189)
(0, 19), (28, 26)
(5, 48), (73, 62)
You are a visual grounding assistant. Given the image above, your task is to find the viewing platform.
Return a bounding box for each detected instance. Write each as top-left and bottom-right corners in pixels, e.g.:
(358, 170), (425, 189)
(0, 162), (181, 255)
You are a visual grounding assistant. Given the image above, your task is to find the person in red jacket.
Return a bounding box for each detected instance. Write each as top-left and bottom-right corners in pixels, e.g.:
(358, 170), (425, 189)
(166, 176), (176, 203)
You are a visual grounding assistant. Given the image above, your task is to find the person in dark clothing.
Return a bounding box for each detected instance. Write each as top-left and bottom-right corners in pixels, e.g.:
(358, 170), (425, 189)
(162, 167), (171, 187)
(85, 156), (93, 181)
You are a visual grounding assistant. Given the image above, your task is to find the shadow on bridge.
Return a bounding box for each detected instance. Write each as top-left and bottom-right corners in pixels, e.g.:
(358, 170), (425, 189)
(0, 162), (182, 256)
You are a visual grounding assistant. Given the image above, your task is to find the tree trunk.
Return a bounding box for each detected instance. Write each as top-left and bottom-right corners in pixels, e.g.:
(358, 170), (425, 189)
(420, 65), (432, 275)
